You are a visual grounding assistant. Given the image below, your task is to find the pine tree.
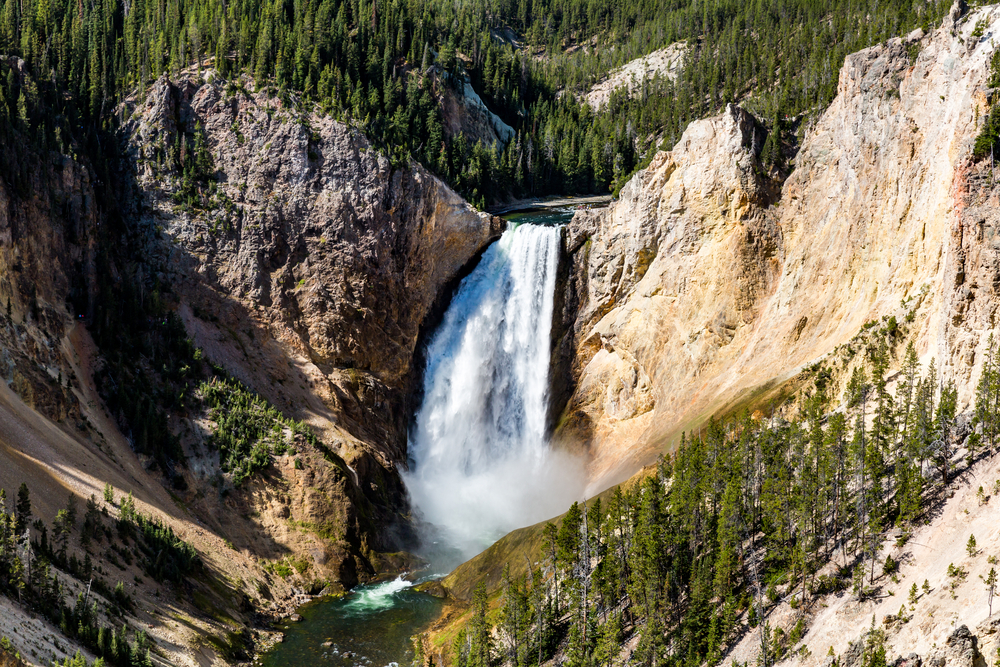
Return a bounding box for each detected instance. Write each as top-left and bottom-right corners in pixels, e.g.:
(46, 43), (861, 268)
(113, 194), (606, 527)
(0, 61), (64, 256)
(16, 90), (28, 129)
(935, 379), (958, 486)
(499, 564), (529, 667)
(986, 567), (997, 617)
(467, 582), (492, 667)
(14, 483), (30, 534)
(974, 334), (999, 455)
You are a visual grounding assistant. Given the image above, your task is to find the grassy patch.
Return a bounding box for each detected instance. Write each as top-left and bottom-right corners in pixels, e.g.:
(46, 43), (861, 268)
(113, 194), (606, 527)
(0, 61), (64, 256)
(263, 556), (310, 579)
(286, 519), (341, 541)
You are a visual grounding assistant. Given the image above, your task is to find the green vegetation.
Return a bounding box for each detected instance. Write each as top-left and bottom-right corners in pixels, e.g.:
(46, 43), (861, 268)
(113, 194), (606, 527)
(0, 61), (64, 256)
(0, 486), (161, 667)
(265, 560), (294, 579)
(263, 555), (310, 579)
(206, 629), (252, 663)
(93, 307), (198, 484)
(447, 325), (1000, 665)
(117, 493), (201, 583)
(974, 50), (1000, 162)
(986, 567), (998, 616)
(0, 0), (951, 207)
(200, 376), (318, 486)
(172, 121), (218, 212)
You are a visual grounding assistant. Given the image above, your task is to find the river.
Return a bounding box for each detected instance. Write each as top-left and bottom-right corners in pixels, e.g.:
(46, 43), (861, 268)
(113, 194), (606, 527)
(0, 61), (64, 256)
(260, 202), (590, 666)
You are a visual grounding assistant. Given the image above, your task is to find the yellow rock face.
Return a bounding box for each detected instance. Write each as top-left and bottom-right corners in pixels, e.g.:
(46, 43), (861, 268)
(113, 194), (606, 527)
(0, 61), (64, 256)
(559, 10), (1000, 492)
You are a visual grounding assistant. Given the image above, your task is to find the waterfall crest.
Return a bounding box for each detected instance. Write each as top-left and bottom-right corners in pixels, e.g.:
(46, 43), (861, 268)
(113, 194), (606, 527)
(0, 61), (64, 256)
(403, 223), (584, 559)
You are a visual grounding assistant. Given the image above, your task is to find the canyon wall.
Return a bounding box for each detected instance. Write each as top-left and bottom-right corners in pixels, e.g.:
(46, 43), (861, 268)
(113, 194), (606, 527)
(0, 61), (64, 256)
(557, 1), (998, 490)
(0, 63), (503, 663)
(126, 74), (504, 459)
(0, 56), (99, 426)
(118, 73), (504, 584)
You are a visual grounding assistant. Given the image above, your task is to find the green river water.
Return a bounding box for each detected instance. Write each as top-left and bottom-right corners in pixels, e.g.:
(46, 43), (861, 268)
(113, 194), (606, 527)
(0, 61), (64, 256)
(259, 577), (442, 667)
(259, 204), (584, 666)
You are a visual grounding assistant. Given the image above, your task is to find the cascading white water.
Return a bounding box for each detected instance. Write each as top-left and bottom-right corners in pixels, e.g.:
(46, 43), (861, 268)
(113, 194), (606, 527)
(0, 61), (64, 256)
(402, 223), (584, 559)
(342, 576), (414, 615)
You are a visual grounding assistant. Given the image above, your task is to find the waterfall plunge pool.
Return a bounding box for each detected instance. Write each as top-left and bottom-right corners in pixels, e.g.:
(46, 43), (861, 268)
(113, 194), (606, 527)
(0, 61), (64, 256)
(260, 204), (588, 666)
(259, 577), (442, 667)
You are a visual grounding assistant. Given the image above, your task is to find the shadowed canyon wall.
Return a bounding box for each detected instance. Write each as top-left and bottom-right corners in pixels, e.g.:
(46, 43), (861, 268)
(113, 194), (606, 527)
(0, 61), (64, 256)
(0, 63), (504, 664)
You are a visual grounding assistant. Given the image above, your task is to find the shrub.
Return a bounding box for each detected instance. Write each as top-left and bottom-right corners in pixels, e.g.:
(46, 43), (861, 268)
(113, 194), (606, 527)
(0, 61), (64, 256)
(200, 377), (320, 486)
(973, 105), (1000, 162)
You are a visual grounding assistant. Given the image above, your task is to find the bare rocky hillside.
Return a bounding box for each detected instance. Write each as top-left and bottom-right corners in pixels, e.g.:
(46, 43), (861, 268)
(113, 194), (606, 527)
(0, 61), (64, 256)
(582, 43), (687, 111)
(556, 1), (1000, 493)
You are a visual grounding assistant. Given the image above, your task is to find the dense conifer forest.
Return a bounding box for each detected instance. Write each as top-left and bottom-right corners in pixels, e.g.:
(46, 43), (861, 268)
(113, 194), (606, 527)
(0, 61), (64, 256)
(0, 0), (951, 205)
(441, 320), (1000, 666)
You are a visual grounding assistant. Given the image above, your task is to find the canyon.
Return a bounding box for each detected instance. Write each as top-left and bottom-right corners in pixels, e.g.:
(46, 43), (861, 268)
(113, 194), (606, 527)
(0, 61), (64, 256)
(0, 62), (504, 664)
(5, 0), (1000, 665)
(431, 2), (1000, 664)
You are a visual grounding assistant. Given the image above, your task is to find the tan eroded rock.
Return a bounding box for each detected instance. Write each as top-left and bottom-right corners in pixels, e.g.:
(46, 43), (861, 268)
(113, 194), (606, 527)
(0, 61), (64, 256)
(559, 5), (1000, 490)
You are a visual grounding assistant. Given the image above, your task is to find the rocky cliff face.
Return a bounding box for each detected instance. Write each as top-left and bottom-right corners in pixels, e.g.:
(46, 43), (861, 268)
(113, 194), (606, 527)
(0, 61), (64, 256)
(117, 72), (503, 582)
(0, 62), (503, 663)
(439, 74), (515, 147)
(831, 624), (986, 667)
(557, 2), (1000, 489)
(0, 57), (97, 424)
(126, 74), (502, 451)
(555, 102), (780, 482)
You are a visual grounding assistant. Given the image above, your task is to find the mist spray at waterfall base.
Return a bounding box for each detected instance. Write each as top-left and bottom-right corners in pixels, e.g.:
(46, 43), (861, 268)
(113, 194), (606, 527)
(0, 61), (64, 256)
(402, 222), (586, 565)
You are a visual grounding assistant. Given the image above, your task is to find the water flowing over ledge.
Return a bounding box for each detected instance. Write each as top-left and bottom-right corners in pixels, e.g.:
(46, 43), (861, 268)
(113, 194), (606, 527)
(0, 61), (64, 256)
(403, 222), (585, 560)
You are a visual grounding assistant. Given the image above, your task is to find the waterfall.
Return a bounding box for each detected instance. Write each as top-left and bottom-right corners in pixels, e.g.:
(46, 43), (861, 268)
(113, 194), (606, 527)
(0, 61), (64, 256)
(403, 223), (584, 560)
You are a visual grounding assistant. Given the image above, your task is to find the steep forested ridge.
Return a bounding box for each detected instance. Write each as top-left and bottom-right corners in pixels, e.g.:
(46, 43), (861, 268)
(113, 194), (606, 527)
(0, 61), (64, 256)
(442, 323), (1000, 666)
(0, 0), (951, 205)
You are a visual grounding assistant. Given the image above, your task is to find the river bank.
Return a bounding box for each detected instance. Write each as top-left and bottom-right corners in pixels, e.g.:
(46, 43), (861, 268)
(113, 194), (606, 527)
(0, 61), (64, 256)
(257, 577), (443, 667)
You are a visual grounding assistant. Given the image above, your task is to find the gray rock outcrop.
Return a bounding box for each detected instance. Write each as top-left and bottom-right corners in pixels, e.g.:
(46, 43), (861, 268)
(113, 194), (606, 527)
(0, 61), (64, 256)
(124, 73), (503, 459)
(114, 72), (505, 587)
(925, 625), (984, 667)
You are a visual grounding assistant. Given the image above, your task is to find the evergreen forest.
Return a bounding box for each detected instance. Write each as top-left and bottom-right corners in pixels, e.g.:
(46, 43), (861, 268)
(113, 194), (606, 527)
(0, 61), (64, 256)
(443, 324), (1000, 666)
(0, 0), (953, 205)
